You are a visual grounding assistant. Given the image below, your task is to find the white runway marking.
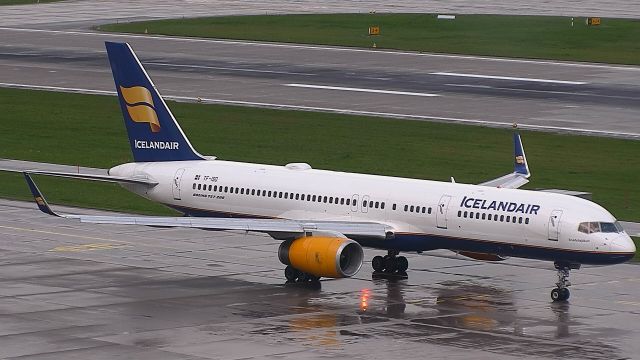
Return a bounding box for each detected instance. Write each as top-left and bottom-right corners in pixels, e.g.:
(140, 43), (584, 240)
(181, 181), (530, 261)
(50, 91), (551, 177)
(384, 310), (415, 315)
(284, 83), (440, 97)
(1, 82), (638, 139)
(432, 72), (587, 85)
(145, 62), (316, 76)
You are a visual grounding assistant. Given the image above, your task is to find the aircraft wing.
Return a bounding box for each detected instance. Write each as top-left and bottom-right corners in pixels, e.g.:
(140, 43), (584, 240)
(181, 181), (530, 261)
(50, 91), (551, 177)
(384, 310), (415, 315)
(479, 133), (530, 189)
(2, 168), (158, 186)
(23, 173), (389, 239)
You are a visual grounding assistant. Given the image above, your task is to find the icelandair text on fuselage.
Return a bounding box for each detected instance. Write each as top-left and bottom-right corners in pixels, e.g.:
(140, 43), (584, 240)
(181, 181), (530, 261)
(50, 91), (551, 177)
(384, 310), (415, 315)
(134, 140), (179, 150)
(460, 196), (540, 215)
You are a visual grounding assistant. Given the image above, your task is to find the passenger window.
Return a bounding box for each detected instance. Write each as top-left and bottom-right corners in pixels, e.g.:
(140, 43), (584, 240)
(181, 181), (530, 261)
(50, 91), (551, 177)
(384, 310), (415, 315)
(346, 198), (351, 205)
(518, 217), (523, 224)
(392, 204), (396, 210)
(381, 202), (385, 210)
(363, 200), (367, 207)
(488, 214), (492, 220)
(500, 215), (504, 222)
(525, 218), (530, 224)
(464, 211), (468, 218)
(374, 201), (379, 209)
(323, 196), (328, 203)
(240, 188), (244, 194)
(469, 211), (474, 218)
(421, 207), (426, 214)
(214, 185), (218, 192)
(370, 201), (374, 208)
(458, 210), (462, 217)
(261, 190), (266, 196)
(475, 213), (480, 219)
(428, 207), (432, 214)
(208, 185), (211, 191)
(329, 197), (333, 204)
(284, 192), (288, 199)
(506, 216), (511, 222)
(340, 198), (344, 205)
(512, 217), (517, 223)
(295, 194), (299, 200)
(251, 189), (255, 195)
(197, 184), (202, 190)
(193, 183), (196, 190)
(404, 205), (408, 212)
(235, 188), (239, 194)
(481, 213), (486, 220)
(410, 205), (414, 212)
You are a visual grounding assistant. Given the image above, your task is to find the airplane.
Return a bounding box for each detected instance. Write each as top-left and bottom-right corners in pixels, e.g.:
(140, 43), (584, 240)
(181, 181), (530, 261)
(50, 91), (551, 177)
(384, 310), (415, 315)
(7, 41), (635, 303)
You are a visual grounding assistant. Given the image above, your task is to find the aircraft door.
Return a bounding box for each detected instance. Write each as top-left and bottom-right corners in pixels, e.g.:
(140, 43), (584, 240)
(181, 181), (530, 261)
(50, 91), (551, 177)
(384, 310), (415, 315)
(436, 195), (452, 229)
(548, 209), (563, 241)
(351, 194), (359, 212)
(172, 168), (186, 200)
(362, 195), (370, 213)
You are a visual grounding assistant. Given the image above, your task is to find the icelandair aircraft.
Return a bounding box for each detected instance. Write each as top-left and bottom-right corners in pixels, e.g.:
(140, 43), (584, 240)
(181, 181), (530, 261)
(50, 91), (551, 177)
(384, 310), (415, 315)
(14, 42), (635, 302)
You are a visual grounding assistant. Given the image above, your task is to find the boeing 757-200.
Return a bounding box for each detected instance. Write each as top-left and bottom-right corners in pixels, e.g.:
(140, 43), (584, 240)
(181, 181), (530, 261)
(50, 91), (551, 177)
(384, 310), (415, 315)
(8, 42), (635, 302)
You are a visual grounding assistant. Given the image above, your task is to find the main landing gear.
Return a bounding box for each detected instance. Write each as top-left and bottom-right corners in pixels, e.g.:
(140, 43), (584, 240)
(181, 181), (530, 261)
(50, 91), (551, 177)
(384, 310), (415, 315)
(284, 265), (320, 284)
(372, 250), (409, 277)
(551, 262), (580, 302)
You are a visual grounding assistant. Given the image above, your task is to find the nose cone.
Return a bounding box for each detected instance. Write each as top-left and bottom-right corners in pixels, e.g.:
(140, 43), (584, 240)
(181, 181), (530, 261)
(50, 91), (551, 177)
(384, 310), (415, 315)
(610, 235), (636, 263)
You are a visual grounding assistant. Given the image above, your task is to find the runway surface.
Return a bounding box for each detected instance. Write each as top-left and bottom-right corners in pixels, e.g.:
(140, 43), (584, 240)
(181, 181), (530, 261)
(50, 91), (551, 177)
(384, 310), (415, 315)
(2, 27), (640, 139)
(0, 197), (638, 359)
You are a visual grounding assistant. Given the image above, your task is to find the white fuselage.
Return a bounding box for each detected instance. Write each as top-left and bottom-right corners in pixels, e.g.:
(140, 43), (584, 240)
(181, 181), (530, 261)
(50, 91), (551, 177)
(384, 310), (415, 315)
(110, 160), (635, 265)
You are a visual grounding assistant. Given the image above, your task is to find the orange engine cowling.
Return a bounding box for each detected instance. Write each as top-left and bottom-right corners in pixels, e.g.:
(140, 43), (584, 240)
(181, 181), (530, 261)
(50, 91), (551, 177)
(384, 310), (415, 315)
(278, 236), (364, 278)
(457, 251), (507, 261)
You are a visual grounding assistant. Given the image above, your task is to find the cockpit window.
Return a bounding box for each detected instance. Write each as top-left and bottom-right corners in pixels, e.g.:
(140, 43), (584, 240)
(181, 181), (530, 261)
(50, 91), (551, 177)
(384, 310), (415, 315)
(578, 221), (625, 234)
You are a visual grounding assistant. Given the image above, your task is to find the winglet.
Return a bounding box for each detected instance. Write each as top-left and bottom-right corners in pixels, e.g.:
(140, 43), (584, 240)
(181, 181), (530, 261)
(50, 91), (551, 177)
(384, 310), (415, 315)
(513, 133), (530, 178)
(23, 173), (59, 217)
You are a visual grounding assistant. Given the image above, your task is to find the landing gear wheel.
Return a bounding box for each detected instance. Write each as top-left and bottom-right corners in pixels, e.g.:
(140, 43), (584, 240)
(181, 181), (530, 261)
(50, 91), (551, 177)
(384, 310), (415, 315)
(284, 265), (300, 282)
(396, 256), (409, 273)
(551, 262), (576, 302)
(383, 256), (396, 273)
(372, 255), (385, 272)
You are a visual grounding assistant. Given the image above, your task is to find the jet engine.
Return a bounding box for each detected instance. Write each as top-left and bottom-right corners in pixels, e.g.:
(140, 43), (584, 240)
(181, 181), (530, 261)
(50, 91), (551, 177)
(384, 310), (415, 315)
(278, 236), (364, 278)
(457, 251), (507, 261)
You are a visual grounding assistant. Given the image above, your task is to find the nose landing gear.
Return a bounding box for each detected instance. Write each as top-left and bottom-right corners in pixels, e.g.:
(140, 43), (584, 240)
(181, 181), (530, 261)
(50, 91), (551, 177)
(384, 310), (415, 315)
(551, 262), (580, 302)
(372, 250), (408, 278)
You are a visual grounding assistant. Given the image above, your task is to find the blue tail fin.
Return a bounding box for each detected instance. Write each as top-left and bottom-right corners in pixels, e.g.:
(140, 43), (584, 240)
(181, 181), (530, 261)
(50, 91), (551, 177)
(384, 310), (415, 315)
(105, 42), (204, 162)
(513, 133), (530, 177)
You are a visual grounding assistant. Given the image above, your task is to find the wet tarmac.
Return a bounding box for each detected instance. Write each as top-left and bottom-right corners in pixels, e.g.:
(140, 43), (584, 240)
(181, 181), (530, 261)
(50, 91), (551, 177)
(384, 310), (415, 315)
(0, 198), (638, 359)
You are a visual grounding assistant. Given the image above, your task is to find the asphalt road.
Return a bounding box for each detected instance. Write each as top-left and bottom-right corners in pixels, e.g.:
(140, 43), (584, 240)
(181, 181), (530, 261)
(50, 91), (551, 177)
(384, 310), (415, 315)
(1, 27), (640, 139)
(0, 197), (638, 360)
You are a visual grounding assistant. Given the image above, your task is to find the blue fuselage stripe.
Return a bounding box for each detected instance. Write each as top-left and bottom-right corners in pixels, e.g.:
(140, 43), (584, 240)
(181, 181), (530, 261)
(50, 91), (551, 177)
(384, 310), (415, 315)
(166, 204), (633, 266)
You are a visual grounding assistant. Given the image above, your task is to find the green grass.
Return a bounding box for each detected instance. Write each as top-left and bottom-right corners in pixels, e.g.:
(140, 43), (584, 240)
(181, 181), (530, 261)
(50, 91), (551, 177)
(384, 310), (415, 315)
(101, 14), (640, 65)
(0, 0), (64, 5)
(0, 87), (639, 220)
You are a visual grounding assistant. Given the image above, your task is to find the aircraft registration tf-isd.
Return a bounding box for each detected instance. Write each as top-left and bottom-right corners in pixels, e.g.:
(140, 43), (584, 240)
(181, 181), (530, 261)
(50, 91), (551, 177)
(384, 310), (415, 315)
(13, 42), (636, 302)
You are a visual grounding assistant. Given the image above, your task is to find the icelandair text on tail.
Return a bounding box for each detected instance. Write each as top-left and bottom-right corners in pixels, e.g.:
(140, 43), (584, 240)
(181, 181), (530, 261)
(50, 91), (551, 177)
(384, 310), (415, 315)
(134, 140), (179, 150)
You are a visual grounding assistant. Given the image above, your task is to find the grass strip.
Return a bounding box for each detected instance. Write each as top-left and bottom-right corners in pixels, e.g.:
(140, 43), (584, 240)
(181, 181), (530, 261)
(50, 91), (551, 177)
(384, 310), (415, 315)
(0, 87), (638, 220)
(101, 14), (640, 65)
